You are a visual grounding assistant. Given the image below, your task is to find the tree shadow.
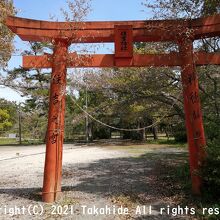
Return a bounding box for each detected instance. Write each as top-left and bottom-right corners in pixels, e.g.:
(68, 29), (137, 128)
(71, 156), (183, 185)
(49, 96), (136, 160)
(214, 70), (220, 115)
(61, 151), (188, 200)
(0, 150), (189, 219)
(0, 187), (42, 201)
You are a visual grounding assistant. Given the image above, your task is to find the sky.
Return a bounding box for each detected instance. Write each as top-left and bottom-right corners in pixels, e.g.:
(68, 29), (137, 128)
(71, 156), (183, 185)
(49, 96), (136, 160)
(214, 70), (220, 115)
(0, 0), (152, 103)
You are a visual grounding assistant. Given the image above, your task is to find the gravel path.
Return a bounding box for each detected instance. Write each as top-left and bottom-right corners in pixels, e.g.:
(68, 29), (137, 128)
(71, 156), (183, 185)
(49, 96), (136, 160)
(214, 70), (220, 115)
(0, 143), (189, 220)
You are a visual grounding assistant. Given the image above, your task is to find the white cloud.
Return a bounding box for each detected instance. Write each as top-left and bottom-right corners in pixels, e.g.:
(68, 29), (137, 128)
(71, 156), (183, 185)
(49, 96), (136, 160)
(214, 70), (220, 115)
(0, 86), (26, 103)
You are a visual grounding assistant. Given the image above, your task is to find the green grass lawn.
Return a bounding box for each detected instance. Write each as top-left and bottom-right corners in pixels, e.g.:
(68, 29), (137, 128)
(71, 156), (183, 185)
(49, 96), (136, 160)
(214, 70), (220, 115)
(0, 138), (18, 145)
(0, 138), (44, 145)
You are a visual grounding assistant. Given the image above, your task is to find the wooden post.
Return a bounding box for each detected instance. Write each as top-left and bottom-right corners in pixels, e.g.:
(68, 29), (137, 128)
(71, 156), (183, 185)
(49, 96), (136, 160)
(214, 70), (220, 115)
(42, 40), (68, 203)
(179, 36), (206, 195)
(18, 103), (22, 145)
(85, 84), (89, 143)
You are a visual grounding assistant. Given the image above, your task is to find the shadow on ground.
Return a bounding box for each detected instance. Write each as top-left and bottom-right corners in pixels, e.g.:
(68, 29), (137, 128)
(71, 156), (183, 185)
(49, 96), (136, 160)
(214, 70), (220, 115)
(62, 151), (188, 197)
(0, 151), (189, 219)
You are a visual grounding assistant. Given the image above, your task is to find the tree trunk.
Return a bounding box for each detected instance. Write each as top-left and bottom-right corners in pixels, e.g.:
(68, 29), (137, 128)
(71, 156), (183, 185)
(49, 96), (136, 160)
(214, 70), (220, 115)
(165, 127), (170, 140)
(141, 128), (146, 141)
(88, 121), (93, 141)
(152, 126), (158, 140)
(138, 121), (146, 141)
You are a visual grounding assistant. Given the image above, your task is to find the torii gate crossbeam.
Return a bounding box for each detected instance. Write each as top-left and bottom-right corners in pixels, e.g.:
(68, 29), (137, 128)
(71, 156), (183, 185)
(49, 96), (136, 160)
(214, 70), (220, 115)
(6, 15), (220, 203)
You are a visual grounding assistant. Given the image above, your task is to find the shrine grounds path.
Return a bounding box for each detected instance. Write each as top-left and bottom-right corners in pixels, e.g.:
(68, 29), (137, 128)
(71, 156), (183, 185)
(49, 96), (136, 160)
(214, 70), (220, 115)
(0, 141), (193, 220)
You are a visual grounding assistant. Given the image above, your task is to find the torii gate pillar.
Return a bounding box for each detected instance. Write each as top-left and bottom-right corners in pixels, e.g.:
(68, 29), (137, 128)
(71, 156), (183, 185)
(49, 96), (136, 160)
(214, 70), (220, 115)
(42, 40), (68, 203)
(179, 37), (206, 195)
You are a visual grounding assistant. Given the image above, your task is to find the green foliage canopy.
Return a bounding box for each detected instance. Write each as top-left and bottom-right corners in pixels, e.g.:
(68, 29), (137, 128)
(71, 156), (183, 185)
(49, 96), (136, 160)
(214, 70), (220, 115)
(0, 0), (15, 68)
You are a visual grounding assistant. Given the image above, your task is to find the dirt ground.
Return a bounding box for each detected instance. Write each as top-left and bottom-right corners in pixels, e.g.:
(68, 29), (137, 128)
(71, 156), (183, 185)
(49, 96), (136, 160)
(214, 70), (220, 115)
(0, 142), (190, 220)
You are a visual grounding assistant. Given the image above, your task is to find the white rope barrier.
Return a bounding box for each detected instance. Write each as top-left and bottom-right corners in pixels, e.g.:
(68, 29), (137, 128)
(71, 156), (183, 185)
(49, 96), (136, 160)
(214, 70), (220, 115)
(70, 94), (181, 132)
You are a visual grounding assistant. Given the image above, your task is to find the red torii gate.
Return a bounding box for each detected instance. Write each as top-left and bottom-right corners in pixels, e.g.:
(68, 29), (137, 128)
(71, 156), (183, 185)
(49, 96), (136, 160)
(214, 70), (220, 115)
(6, 15), (220, 203)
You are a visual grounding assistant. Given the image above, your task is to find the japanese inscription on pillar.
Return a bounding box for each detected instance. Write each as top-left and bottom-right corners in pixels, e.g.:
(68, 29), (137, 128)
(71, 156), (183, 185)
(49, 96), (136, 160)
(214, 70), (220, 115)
(186, 71), (203, 140)
(114, 25), (133, 58)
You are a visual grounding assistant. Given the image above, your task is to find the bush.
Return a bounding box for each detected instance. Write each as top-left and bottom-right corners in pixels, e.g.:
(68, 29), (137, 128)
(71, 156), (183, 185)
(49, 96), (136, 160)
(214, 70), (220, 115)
(93, 127), (111, 139)
(172, 123), (187, 142)
(122, 130), (144, 140)
(204, 120), (220, 141)
(201, 136), (220, 200)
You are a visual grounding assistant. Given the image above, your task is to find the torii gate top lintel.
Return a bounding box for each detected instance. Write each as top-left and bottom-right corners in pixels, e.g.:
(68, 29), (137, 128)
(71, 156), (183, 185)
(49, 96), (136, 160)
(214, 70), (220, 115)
(6, 14), (220, 43)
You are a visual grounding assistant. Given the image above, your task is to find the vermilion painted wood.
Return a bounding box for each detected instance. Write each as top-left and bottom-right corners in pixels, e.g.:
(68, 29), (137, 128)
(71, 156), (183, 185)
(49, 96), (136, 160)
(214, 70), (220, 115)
(42, 41), (68, 203)
(180, 38), (206, 195)
(115, 25), (133, 58)
(5, 16), (188, 30)
(12, 28), (179, 43)
(6, 14), (220, 30)
(6, 14), (220, 42)
(23, 52), (220, 69)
